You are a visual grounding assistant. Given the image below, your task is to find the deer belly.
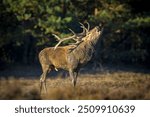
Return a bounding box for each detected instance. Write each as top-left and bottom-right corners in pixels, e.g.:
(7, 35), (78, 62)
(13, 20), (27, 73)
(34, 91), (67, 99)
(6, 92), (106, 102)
(52, 60), (68, 70)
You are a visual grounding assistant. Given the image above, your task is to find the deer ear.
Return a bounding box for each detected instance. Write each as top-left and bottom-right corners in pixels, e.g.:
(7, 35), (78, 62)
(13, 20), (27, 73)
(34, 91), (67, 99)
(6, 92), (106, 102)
(99, 23), (104, 30)
(99, 23), (102, 27)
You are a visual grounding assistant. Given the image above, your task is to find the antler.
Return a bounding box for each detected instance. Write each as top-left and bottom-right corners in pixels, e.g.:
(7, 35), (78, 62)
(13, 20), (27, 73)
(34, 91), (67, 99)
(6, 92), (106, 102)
(53, 34), (77, 50)
(85, 21), (90, 31)
(53, 22), (90, 50)
(79, 22), (90, 35)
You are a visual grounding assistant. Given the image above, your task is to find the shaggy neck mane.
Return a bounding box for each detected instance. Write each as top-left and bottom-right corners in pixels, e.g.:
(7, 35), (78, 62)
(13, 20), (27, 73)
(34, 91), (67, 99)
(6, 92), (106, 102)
(68, 35), (99, 65)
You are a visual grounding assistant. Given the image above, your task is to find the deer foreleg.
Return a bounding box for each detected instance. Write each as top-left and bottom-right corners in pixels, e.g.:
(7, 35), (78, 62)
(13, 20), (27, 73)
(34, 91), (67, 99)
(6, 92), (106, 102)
(40, 73), (47, 94)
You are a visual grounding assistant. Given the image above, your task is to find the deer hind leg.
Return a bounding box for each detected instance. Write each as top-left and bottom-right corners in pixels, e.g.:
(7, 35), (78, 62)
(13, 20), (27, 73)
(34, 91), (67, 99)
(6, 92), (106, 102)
(40, 64), (49, 94)
(69, 70), (78, 87)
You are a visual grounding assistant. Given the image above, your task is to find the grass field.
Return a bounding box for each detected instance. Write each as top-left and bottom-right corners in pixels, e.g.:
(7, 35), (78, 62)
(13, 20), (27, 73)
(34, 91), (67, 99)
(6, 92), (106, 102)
(0, 68), (150, 100)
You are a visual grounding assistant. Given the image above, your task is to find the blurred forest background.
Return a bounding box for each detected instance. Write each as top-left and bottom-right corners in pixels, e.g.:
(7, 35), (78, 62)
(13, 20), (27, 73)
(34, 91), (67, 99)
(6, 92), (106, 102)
(0, 0), (150, 70)
(0, 0), (150, 100)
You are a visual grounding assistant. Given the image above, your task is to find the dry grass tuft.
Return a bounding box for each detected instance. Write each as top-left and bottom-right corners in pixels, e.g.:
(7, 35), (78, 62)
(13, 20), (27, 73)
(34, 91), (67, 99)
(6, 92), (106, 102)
(0, 78), (41, 100)
(0, 71), (150, 100)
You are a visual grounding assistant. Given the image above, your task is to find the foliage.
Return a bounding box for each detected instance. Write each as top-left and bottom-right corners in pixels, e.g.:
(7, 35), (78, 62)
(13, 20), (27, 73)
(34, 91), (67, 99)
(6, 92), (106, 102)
(0, 0), (149, 66)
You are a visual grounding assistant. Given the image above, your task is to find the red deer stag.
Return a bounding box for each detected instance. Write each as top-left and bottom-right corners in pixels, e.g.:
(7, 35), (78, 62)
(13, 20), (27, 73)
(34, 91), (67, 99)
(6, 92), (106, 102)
(39, 23), (103, 93)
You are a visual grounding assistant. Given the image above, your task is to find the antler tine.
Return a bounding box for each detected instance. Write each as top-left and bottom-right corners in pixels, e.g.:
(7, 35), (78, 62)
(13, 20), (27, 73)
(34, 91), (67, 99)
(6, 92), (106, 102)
(68, 28), (82, 41)
(52, 34), (61, 40)
(53, 33), (77, 50)
(79, 22), (85, 30)
(85, 21), (90, 31)
(68, 28), (76, 35)
(54, 41), (62, 50)
(79, 22), (88, 34)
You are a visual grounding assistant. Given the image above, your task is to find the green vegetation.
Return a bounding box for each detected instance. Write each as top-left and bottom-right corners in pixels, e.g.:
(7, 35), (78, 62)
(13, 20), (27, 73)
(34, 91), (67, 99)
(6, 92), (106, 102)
(0, 0), (150, 66)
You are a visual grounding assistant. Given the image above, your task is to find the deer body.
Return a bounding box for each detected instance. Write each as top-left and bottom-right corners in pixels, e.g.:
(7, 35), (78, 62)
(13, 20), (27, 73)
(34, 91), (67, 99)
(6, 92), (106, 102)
(39, 25), (102, 93)
(39, 46), (71, 71)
